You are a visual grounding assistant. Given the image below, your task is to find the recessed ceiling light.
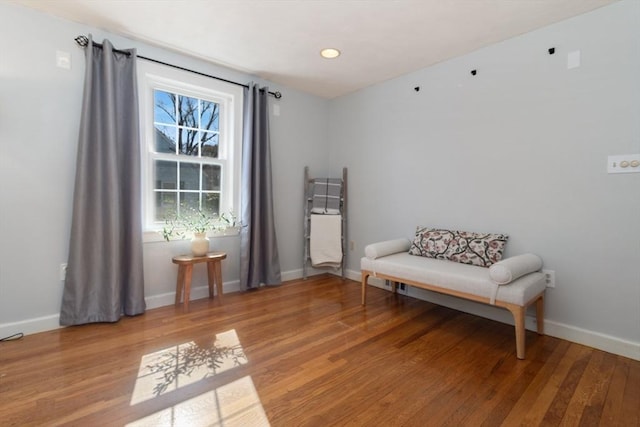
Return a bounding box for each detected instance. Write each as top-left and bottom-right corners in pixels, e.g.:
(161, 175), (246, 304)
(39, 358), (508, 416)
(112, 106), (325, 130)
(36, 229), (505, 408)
(320, 48), (341, 59)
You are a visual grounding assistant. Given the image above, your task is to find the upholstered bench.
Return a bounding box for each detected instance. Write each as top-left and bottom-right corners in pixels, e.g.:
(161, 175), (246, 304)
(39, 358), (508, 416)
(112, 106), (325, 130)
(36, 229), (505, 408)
(361, 229), (546, 359)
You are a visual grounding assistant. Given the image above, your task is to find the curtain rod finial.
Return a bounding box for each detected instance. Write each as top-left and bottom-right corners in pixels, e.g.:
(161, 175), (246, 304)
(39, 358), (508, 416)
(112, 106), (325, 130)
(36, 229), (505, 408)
(75, 35), (89, 47)
(273, 91), (282, 99)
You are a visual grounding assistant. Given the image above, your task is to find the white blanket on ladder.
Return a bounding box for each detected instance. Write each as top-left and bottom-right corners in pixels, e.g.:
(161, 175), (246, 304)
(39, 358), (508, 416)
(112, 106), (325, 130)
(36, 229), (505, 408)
(310, 214), (342, 268)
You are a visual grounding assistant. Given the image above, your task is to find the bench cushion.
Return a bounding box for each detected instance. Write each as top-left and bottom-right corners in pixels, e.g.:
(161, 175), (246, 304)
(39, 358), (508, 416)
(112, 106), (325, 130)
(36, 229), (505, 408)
(361, 253), (545, 306)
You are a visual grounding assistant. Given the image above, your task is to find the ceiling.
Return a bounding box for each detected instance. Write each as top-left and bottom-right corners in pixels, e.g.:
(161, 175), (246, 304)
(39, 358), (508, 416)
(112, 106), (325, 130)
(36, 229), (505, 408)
(12, 0), (618, 99)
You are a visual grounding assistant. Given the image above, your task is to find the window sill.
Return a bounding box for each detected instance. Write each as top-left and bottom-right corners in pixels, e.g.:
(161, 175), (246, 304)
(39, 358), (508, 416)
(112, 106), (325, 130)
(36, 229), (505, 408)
(143, 226), (241, 243)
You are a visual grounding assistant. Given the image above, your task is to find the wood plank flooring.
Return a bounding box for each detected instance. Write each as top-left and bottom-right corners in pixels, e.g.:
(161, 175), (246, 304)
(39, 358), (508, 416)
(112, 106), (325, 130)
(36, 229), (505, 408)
(1, 274), (638, 426)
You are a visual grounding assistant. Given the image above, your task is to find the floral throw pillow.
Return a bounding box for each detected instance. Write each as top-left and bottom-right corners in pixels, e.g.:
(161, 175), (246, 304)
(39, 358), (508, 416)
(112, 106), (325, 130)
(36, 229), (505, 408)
(408, 227), (508, 267)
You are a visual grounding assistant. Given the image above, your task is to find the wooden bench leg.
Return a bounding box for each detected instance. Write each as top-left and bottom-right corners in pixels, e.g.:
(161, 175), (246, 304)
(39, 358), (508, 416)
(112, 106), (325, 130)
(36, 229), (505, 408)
(506, 304), (526, 360)
(361, 272), (370, 305)
(536, 294), (545, 335)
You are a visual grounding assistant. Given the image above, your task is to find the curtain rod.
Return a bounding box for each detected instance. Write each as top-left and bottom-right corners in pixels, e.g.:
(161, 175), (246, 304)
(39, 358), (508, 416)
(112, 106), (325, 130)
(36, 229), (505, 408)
(74, 35), (282, 99)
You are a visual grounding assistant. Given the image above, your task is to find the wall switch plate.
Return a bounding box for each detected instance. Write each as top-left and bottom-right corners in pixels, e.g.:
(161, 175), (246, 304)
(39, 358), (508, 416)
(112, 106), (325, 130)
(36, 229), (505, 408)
(542, 269), (555, 288)
(56, 51), (71, 69)
(567, 50), (581, 69)
(59, 263), (67, 281)
(608, 154), (640, 174)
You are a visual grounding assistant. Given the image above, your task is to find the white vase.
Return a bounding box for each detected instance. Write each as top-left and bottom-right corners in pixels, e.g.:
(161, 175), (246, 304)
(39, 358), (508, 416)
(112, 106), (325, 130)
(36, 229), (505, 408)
(191, 232), (210, 256)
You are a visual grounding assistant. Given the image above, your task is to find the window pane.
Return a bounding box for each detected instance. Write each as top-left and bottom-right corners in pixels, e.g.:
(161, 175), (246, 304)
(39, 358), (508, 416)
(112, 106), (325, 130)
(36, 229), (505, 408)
(201, 132), (219, 158)
(180, 192), (200, 213)
(154, 192), (177, 221)
(178, 128), (199, 156)
(154, 90), (176, 125)
(203, 164), (221, 191)
(179, 163), (200, 190)
(154, 160), (177, 190)
(200, 100), (219, 131)
(203, 193), (220, 217)
(154, 125), (176, 153)
(178, 95), (198, 128)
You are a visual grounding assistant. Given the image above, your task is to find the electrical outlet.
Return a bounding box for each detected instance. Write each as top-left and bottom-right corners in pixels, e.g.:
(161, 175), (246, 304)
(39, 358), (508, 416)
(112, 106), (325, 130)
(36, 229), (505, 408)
(543, 269), (555, 288)
(59, 263), (67, 281)
(608, 154), (640, 174)
(350, 241), (355, 251)
(384, 280), (407, 293)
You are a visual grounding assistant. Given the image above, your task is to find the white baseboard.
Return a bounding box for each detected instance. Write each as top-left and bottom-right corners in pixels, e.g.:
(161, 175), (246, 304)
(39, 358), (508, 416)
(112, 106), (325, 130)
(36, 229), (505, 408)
(0, 280), (244, 338)
(354, 268), (640, 361)
(284, 266), (345, 282)
(544, 320), (640, 361)
(0, 314), (61, 339)
(4, 268), (639, 361)
(282, 268), (304, 282)
(0, 269), (306, 338)
(144, 280), (241, 310)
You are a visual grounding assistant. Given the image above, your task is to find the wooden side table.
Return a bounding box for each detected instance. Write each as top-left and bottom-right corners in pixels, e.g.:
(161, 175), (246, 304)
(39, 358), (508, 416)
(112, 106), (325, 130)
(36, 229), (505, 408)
(172, 251), (227, 311)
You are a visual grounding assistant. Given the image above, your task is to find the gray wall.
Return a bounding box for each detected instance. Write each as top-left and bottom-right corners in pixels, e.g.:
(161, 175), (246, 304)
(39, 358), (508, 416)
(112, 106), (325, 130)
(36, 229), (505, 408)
(329, 0), (639, 354)
(0, 2), (329, 334)
(1, 1), (638, 358)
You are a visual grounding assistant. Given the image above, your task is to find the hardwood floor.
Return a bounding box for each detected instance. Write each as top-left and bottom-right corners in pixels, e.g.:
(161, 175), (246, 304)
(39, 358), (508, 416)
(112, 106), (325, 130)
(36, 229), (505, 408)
(1, 274), (638, 426)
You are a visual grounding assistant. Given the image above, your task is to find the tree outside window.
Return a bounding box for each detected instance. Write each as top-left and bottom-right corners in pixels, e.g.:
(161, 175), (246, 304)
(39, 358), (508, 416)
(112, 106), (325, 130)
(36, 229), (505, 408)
(152, 90), (222, 221)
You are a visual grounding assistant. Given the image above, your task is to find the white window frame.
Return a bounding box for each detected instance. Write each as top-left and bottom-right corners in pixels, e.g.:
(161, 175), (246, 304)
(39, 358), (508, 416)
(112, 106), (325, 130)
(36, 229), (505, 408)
(137, 61), (242, 238)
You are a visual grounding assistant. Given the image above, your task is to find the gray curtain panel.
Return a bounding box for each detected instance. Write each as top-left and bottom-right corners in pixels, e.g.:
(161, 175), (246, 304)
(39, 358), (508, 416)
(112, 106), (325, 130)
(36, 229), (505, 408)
(60, 36), (145, 325)
(240, 83), (282, 289)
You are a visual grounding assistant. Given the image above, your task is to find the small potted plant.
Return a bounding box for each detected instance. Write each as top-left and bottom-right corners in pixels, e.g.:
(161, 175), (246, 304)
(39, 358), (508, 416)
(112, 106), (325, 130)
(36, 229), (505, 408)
(162, 208), (237, 256)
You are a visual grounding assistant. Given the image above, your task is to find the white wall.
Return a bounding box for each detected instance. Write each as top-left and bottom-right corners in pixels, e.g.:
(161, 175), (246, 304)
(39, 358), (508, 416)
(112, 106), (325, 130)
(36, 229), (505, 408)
(0, 2), (329, 335)
(329, 0), (639, 358)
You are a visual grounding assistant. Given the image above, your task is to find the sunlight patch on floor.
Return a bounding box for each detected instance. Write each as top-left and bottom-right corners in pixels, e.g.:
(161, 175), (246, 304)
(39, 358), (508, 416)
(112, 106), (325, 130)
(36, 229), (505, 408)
(126, 375), (270, 427)
(130, 329), (247, 405)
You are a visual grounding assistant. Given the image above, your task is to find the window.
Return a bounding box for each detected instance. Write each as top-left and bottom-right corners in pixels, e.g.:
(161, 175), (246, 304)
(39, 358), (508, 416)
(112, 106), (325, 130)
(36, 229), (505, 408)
(152, 90), (222, 219)
(138, 61), (242, 233)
